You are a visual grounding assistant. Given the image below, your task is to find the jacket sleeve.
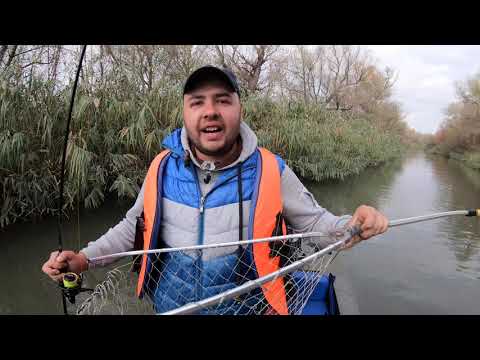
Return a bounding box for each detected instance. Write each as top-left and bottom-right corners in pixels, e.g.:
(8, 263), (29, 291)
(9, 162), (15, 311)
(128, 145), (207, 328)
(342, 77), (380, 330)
(80, 179), (146, 267)
(281, 165), (352, 248)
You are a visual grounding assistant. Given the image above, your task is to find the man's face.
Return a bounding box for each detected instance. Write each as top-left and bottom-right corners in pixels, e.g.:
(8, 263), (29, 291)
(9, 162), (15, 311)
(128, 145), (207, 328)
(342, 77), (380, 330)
(183, 81), (241, 157)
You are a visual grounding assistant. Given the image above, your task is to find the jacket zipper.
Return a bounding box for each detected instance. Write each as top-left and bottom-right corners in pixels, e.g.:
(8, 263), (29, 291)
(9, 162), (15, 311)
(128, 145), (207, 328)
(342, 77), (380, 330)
(191, 163), (254, 303)
(191, 167), (204, 302)
(197, 194), (206, 301)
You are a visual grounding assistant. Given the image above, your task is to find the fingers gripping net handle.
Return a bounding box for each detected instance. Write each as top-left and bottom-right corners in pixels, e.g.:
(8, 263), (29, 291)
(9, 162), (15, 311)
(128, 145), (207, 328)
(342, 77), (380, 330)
(76, 229), (357, 315)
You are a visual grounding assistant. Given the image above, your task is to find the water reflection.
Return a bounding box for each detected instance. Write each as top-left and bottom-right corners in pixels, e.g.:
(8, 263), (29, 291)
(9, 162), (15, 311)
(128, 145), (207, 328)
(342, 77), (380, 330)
(304, 156), (404, 215)
(308, 152), (480, 314)
(428, 156), (480, 278)
(0, 197), (132, 314)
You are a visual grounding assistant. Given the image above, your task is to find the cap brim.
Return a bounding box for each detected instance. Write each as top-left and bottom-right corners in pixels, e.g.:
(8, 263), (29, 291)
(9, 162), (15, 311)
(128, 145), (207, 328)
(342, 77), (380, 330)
(183, 66), (238, 95)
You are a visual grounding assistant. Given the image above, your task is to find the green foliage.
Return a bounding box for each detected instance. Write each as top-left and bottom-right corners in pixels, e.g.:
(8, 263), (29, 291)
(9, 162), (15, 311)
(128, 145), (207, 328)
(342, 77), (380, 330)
(0, 75), (184, 228)
(244, 95), (405, 181)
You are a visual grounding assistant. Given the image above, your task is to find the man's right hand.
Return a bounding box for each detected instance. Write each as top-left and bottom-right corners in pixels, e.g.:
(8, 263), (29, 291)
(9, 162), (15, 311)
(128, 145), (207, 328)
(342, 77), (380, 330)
(42, 250), (89, 282)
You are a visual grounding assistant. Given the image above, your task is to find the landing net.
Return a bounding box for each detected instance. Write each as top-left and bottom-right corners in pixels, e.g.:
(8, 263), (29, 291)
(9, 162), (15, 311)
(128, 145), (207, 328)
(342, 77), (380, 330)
(75, 229), (354, 315)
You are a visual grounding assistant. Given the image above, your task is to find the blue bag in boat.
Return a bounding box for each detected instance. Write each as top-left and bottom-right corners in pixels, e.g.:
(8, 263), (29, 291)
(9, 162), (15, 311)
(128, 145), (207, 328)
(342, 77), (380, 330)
(291, 272), (340, 315)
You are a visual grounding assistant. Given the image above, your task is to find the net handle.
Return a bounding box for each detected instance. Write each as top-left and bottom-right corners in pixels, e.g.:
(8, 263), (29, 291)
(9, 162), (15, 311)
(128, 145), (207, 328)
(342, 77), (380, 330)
(89, 231), (332, 263)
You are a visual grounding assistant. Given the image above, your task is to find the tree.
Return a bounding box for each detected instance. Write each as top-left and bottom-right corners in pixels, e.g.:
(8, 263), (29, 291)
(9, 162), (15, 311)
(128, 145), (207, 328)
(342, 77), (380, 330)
(283, 45), (374, 110)
(437, 73), (480, 151)
(283, 45), (327, 105)
(213, 45), (279, 94)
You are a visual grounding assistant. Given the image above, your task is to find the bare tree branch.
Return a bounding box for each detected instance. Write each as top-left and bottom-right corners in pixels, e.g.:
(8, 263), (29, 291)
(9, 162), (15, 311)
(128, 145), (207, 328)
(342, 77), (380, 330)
(5, 45), (18, 68)
(0, 45), (8, 66)
(12, 46), (44, 59)
(21, 61), (52, 69)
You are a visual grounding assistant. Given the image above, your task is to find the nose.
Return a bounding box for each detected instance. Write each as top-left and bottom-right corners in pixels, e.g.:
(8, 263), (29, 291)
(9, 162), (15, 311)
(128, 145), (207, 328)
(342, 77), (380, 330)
(202, 99), (220, 120)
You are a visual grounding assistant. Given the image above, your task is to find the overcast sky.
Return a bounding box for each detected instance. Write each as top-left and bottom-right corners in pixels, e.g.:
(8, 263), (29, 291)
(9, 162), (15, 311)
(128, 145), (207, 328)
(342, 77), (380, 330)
(363, 45), (480, 134)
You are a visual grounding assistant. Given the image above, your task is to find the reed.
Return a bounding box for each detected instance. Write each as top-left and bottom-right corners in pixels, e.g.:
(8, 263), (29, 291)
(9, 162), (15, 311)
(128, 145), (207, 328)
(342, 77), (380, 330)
(0, 80), (405, 228)
(243, 95), (405, 181)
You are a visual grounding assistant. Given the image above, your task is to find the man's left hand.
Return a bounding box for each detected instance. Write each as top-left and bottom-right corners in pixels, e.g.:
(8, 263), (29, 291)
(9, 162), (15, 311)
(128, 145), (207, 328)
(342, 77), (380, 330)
(342, 205), (389, 249)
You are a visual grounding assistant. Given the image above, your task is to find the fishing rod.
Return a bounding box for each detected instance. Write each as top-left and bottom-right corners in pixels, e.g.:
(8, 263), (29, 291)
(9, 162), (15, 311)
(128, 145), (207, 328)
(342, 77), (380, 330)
(56, 45), (88, 315)
(389, 209), (479, 227)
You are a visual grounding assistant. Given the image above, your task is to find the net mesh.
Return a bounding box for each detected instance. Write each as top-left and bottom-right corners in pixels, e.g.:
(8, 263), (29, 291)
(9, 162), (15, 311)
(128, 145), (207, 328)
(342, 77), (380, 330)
(75, 234), (346, 315)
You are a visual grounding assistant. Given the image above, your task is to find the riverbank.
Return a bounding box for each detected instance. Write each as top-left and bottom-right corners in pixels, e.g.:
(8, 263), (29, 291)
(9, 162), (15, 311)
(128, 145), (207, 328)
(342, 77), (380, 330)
(426, 145), (480, 171)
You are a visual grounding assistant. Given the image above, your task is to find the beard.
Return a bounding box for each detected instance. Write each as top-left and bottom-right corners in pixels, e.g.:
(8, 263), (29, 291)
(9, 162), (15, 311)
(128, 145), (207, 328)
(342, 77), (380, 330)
(189, 135), (239, 157)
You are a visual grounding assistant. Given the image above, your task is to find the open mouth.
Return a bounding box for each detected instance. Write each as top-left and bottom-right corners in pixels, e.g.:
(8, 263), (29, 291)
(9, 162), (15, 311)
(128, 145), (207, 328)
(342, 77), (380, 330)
(201, 126), (223, 134)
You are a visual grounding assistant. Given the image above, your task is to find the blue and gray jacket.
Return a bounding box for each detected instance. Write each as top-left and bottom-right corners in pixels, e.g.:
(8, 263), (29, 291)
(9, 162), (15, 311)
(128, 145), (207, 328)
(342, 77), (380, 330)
(81, 121), (351, 313)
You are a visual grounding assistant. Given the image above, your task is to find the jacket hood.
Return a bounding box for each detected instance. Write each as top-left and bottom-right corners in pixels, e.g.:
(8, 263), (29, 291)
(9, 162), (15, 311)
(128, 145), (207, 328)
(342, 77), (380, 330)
(161, 128), (184, 157)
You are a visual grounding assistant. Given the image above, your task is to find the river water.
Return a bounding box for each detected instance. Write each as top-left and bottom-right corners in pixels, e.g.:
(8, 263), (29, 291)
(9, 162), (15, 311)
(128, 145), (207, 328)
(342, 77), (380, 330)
(309, 152), (480, 314)
(1, 152), (479, 314)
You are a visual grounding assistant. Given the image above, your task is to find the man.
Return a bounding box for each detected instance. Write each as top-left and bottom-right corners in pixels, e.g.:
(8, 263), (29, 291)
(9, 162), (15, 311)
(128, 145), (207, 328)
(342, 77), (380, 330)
(42, 65), (388, 314)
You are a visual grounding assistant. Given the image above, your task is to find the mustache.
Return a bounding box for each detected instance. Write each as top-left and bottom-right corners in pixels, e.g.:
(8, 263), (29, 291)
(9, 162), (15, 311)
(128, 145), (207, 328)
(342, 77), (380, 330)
(198, 119), (225, 130)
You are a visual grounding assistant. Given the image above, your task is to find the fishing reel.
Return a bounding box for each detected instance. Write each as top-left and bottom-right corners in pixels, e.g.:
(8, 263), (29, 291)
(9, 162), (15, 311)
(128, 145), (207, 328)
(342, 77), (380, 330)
(59, 272), (94, 305)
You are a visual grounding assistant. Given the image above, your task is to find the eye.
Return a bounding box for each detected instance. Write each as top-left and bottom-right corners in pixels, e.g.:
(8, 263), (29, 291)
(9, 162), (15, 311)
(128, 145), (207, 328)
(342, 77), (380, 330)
(190, 100), (202, 107)
(218, 98), (231, 104)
